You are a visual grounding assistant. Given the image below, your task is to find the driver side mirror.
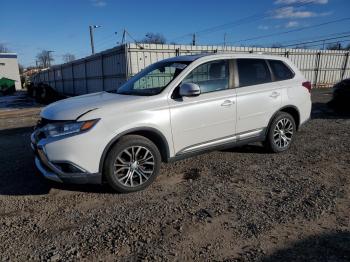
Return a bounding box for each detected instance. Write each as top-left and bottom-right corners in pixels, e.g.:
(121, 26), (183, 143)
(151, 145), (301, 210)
(179, 83), (201, 97)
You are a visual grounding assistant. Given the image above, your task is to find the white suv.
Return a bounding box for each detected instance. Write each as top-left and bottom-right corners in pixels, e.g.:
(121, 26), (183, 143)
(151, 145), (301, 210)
(31, 54), (311, 192)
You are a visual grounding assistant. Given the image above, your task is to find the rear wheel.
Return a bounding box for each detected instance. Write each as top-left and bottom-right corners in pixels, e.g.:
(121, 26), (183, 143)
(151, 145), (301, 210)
(104, 135), (161, 193)
(264, 112), (296, 153)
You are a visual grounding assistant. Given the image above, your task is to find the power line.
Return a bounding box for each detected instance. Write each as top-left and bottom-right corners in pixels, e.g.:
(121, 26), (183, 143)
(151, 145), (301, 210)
(280, 34), (350, 48)
(169, 0), (315, 42)
(301, 39), (350, 49)
(222, 17), (350, 45)
(267, 30), (350, 46)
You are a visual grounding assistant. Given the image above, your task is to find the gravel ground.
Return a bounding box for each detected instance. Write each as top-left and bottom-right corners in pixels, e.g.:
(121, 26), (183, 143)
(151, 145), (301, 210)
(0, 90), (349, 261)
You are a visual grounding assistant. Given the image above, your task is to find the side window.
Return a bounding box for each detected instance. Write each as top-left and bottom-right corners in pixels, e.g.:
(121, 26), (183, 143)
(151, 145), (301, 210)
(269, 60), (294, 81)
(237, 59), (271, 87)
(183, 60), (229, 94)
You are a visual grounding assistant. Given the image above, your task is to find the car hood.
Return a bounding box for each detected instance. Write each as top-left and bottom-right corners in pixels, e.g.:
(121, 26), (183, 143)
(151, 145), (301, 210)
(41, 92), (142, 120)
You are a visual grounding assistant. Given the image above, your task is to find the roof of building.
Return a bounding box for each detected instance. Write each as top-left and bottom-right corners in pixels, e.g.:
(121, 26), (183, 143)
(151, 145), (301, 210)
(0, 53), (18, 59)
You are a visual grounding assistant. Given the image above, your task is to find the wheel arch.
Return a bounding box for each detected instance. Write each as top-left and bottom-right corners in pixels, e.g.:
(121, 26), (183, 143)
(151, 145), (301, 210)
(267, 105), (301, 133)
(99, 127), (171, 174)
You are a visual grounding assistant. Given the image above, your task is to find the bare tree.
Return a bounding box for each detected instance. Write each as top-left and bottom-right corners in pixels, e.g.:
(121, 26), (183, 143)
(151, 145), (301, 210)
(0, 43), (9, 53)
(36, 50), (54, 68)
(18, 64), (24, 74)
(293, 44), (309, 49)
(142, 33), (166, 44)
(326, 42), (342, 50)
(270, 43), (283, 48)
(62, 53), (76, 63)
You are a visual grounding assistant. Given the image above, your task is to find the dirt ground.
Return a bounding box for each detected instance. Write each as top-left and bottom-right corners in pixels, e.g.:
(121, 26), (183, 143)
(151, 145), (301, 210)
(0, 90), (349, 261)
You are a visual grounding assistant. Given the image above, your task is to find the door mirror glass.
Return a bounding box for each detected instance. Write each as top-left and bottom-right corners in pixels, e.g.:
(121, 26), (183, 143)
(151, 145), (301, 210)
(179, 83), (201, 97)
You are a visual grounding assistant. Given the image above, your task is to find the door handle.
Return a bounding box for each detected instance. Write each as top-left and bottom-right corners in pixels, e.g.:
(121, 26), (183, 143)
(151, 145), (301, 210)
(270, 92), (280, 98)
(221, 100), (234, 106)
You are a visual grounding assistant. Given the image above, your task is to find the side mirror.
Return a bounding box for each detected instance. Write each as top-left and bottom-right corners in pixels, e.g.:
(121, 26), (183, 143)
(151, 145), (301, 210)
(179, 83), (201, 97)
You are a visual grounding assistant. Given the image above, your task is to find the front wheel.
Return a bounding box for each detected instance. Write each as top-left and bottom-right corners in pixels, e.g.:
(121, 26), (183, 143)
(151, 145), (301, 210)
(104, 135), (161, 193)
(264, 112), (296, 153)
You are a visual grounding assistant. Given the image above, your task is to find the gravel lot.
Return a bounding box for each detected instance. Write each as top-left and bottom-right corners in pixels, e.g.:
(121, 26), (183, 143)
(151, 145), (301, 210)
(0, 90), (349, 261)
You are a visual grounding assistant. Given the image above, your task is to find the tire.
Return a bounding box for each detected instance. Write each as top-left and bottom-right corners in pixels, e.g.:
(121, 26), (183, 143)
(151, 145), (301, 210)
(32, 87), (37, 98)
(34, 86), (42, 103)
(40, 86), (47, 102)
(264, 112), (296, 153)
(104, 135), (161, 193)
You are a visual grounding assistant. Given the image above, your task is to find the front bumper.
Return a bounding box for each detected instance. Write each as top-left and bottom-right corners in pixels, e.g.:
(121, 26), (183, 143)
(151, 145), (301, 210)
(31, 133), (102, 185)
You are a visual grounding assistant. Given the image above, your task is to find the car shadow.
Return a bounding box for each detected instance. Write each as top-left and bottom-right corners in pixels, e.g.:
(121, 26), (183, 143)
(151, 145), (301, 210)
(262, 231), (350, 262)
(221, 144), (267, 154)
(0, 126), (113, 196)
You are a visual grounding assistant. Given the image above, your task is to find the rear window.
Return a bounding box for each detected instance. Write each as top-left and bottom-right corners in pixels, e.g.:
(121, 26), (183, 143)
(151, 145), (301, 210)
(237, 59), (271, 87)
(269, 60), (294, 81)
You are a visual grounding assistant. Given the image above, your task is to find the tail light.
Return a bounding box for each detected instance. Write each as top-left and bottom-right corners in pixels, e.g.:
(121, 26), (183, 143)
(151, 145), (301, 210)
(302, 81), (312, 93)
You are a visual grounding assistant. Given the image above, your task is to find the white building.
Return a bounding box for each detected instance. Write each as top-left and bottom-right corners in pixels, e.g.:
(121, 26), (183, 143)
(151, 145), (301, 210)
(0, 53), (21, 90)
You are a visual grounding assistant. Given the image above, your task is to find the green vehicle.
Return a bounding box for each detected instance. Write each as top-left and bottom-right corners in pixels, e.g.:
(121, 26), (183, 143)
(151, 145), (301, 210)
(0, 77), (16, 95)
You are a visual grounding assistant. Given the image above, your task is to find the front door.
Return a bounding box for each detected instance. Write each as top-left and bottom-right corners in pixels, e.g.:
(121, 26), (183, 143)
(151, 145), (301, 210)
(168, 59), (237, 154)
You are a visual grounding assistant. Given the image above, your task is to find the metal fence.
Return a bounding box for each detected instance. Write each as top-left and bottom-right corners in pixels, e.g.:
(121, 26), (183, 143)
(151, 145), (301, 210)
(32, 43), (350, 96)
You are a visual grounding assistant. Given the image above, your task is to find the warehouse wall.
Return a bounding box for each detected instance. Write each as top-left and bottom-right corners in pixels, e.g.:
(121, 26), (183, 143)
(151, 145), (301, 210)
(32, 43), (350, 96)
(32, 45), (128, 95)
(0, 53), (22, 90)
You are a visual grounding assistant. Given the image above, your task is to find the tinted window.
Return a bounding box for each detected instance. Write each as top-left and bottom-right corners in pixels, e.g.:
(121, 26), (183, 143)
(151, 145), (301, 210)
(183, 60), (229, 94)
(269, 60), (294, 81)
(237, 59), (271, 87)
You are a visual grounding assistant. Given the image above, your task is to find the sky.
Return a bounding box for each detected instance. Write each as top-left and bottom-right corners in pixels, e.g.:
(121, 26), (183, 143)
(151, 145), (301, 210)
(1, 0), (350, 67)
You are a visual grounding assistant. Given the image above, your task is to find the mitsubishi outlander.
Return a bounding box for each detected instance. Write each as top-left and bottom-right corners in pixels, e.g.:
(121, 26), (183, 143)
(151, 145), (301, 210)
(31, 54), (311, 192)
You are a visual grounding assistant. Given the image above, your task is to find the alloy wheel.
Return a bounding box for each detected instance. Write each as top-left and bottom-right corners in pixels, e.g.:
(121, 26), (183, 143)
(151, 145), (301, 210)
(273, 118), (294, 149)
(113, 146), (155, 187)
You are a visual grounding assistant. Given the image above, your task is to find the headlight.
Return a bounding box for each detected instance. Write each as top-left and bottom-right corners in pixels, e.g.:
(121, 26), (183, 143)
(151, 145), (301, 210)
(42, 119), (99, 138)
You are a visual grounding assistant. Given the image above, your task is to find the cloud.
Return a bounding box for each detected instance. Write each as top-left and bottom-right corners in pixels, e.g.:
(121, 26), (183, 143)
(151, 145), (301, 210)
(271, 6), (331, 19)
(90, 0), (107, 7)
(285, 21), (299, 27)
(274, 0), (328, 5)
(258, 25), (270, 30)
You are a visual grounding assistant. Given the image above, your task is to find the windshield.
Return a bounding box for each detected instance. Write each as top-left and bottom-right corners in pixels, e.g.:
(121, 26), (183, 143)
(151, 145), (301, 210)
(116, 61), (190, 96)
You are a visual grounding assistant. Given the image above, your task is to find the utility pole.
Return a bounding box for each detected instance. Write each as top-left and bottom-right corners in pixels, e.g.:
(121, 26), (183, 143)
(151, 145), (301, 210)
(89, 25), (101, 54)
(121, 29), (126, 44)
(192, 33), (196, 46)
(223, 33), (227, 50)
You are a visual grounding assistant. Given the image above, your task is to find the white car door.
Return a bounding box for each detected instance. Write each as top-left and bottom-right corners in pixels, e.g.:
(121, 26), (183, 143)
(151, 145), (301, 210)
(168, 60), (237, 155)
(235, 58), (282, 134)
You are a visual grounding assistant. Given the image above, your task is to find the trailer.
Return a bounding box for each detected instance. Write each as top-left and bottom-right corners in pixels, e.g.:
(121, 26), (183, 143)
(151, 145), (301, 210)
(31, 43), (350, 99)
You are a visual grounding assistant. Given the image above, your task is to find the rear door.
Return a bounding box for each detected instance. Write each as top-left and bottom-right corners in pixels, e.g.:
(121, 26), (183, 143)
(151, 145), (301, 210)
(235, 58), (282, 134)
